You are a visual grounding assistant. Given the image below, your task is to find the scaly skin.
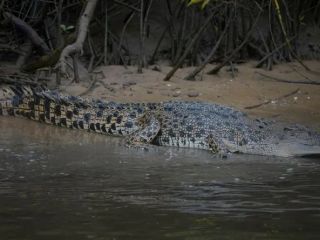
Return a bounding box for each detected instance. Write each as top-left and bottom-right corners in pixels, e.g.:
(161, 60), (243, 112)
(1, 84), (320, 157)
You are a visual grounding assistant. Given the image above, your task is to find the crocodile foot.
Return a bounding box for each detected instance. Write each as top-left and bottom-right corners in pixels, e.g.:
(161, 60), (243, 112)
(126, 112), (161, 148)
(206, 134), (228, 158)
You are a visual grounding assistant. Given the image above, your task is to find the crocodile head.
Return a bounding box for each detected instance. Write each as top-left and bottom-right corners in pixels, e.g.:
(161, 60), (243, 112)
(222, 124), (320, 157)
(269, 142), (320, 157)
(272, 125), (320, 157)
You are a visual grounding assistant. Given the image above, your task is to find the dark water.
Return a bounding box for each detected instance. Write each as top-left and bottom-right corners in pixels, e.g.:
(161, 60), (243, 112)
(0, 118), (320, 240)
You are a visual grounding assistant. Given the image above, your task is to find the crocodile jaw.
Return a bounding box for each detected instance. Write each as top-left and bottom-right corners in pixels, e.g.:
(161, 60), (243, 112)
(272, 143), (320, 157)
(223, 140), (320, 157)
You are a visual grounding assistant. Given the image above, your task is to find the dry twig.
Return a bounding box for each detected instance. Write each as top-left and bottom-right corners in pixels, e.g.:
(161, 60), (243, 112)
(245, 88), (299, 110)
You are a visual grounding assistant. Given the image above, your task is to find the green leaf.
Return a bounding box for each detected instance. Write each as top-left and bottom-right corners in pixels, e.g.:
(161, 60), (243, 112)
(66, 25), (75, 31)
(60, 24), (66, 31)
(187, 0), (210, 8)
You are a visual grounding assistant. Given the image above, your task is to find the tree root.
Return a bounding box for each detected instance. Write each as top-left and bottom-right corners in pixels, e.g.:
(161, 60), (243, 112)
(244, 88), (300, 110)
(255, 72), (320, 85)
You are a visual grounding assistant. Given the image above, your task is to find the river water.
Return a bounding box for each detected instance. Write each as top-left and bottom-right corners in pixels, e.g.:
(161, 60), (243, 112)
(0, 117), (320, 240)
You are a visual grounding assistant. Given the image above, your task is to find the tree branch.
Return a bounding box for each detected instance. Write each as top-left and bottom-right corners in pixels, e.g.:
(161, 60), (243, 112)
(184, 14), (232, 80)
(163, 10), (215, 81)
(255, 72), (320, 85)
(3, 12), (50, 54)
(245, 88), (300, 110)
(59, 0), (99, 75)
(207, 8), (262, 75)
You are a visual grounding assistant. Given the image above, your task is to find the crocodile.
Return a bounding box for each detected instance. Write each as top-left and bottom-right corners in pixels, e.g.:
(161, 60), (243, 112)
(1, 84), (320, 157)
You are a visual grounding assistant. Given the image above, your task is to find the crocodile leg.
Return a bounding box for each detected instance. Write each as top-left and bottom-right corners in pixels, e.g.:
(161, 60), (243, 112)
(206, 134), (229, 157)
(126, 113), (161, 146)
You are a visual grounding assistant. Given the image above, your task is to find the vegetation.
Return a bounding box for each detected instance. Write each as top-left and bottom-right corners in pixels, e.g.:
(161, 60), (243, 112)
(0, 0), (319, 83)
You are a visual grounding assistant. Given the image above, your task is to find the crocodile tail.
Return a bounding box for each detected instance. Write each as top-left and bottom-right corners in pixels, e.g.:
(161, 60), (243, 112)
(0, 83), (52, 117)
(0, 83), (96, 131)
(1, 83), (142, 138)
(0, 85), (33, 116)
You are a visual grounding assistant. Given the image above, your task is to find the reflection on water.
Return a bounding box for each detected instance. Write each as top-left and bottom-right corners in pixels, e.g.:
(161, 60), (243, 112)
(0, 117), (320, 240)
